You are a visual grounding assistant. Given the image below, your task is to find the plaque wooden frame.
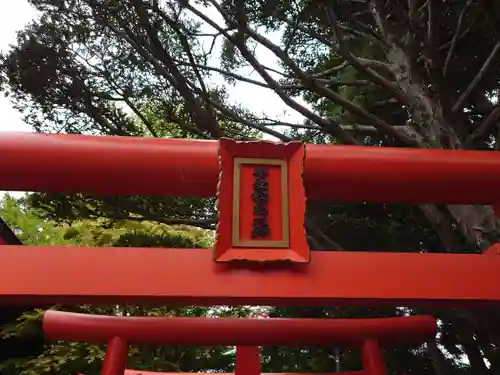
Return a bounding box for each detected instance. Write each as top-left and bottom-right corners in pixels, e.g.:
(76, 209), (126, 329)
(214, 138), (309, 263)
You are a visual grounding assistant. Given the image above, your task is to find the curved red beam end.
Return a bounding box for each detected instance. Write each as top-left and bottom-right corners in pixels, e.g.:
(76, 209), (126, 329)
(43, 311), (436, 347)
(1, 132), (500, 204)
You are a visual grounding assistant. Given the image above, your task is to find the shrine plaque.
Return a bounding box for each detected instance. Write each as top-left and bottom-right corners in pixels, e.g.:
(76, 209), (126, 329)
(214, 138), (309, 263)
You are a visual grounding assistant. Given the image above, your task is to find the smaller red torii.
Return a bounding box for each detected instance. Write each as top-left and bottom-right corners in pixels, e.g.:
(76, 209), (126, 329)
(46, 311), (436, 375)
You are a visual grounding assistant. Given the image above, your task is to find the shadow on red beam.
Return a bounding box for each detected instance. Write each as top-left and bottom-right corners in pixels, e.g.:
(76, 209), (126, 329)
(43, 311), (436, 347)
(123, 372), (364, 375)
(1, 133), (500, 204)
(1, 247), (500, 307)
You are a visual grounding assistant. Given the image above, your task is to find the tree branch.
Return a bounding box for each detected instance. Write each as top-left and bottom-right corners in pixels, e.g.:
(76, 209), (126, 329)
(198, 92), (292, 141)
(305, 218), (343, 250)
(187, 2), (359, 144)
(325, 7), (410, 107)
(427, 340), (452, 375)
(109, 213), (216, 230)
(464, 105), (500, 147)
(175, 59), (372, 89)
(418, 204), (461, 250)
(210, 2), (424, 146)
(122, 1), (223, 137)
(405, 0), (418, 75)
(452, 40), (500, 113)
(443, 0), (473, 77)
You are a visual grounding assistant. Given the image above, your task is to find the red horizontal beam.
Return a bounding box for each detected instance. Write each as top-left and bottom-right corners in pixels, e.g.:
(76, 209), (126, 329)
(1, 246), (499, 306)
(1, 132), (500, 203)
(124, 372), (364, 375)
(43, 311), (435, 346)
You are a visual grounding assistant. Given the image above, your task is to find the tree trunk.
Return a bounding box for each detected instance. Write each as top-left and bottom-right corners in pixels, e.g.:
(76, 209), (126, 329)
(460, 333), (490, 375)
(370, 1), (499, 253)
(427, 340), (451, 375)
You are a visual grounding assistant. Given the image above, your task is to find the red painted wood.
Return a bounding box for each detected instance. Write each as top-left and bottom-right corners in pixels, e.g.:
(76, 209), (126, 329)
(0, 246), (499, 306)
(235, 346), (260, 375)
(101, 337), (127, 375)
(484, 243), (500, 256)
(361, 340), (386, 375)
(43, 311), (436, 346)
(1, 133), (500, 204)
(215, 139), (308, 263)
(123, 372), (364, 375)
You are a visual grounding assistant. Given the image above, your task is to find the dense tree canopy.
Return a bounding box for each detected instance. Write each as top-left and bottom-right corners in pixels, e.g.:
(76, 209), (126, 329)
(1, 0), (500, 374)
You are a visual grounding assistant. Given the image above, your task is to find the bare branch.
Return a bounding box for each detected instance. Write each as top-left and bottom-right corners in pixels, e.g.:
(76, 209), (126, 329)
(154, 5), (210, 95)
(201, 94), (292, 141)
(283, 2), (307, 53)
(452, 40), (500, 113)
(325, 7), (411, 107)
(313, 59), (391, 79)
(406, 0), (418, 73)
(426, 0), (434, 53)
(163, 108), (215, 139)
(312, 62), (349, 77)
(350, 20), (388, 45)
(213, 4), (421, 146)
(124, 98), (159, 137)
(340, 124), (407, 132)
(427, 340), (452, 375)
(305, 218), (343, 251)
(289, 78), (374, 87)
(443, 0), (473, 77)
(174, 60), (270, 87)
(464, 105), (500, 147)
(78, 196), (217, 230)
(118, 1), (222, 137)
(187, 2), (359, 144)
(270, 9), (337, 49)
(110, 4), (290, 141)
(71, 47), (160, 138)
(103, 210), (216, 230)
(418, 204), (461, 250)
(114, 214), (216, 230)
(175, 60), (372, 90)
(211, 7), (417, 146)
(478, 0), (500, 39)
(437, 14), (477, 51)
(264, 122), (319, 130)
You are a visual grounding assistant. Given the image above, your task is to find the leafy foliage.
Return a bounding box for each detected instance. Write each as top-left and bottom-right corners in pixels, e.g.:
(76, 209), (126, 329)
(2, 0), (500, 374)
(0, 196), (230, 375)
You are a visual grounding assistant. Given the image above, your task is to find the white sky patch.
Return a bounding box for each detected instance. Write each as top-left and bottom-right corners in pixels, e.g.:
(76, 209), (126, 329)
(192, 4), (310, 127)
(0, 1), (309, 135)
(0, 1), (39, 133)
(0, 1), (308, 197)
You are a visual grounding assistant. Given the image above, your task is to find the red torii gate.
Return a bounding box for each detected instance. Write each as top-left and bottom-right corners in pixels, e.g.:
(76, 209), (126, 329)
(46, 311), (436, 375)
(1, 132), (500, 375)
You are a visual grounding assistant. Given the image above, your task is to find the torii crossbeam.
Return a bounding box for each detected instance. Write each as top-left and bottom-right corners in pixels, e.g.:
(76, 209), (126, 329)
(0, 133), (499, 307)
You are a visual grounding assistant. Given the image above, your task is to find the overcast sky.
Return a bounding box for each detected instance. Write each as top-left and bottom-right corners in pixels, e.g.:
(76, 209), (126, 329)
(0, 0), (37, 132)
(0, 1), (307, 135)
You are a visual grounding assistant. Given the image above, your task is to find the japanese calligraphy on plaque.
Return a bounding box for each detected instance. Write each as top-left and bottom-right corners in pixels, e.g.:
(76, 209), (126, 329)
(214, 138), (310, 263)
(251, 167), (270, 239)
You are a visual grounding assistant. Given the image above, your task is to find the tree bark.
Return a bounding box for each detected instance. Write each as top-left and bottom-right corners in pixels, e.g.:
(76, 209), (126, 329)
(427, 340), (451, 375)
(460, 333), (491, 375)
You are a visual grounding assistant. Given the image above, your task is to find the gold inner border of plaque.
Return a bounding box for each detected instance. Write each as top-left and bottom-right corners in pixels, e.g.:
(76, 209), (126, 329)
(232, 157), (290, 248)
